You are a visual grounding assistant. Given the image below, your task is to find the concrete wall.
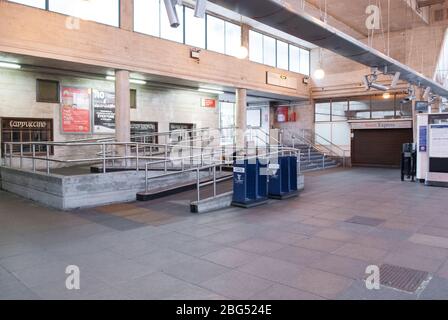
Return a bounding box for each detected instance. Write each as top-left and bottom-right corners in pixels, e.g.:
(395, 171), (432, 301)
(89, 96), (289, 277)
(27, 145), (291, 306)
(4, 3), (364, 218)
(0, 68), (219, 161)
(0, 166), (209, 210)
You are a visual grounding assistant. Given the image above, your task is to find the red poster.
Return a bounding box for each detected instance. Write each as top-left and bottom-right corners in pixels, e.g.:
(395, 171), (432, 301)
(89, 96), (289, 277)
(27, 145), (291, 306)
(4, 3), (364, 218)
(277, 106), (289, 123)
(61, 87), (91, 133)
(202, 98), (217, 108)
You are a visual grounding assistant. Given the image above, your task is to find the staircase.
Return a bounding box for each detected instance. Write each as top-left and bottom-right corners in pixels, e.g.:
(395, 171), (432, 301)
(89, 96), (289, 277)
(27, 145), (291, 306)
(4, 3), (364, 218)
(294, 144), (341, 172)
(281, 129), (347, 173)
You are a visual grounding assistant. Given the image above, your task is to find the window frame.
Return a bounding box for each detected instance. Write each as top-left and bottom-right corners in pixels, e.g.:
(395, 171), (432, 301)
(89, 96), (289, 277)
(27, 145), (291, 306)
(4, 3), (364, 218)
(36, 79), (60, 103)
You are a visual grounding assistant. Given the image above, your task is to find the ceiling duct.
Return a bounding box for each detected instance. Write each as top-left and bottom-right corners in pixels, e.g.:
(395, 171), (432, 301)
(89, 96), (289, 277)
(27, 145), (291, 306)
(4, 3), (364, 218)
(208, 0), (448, 97)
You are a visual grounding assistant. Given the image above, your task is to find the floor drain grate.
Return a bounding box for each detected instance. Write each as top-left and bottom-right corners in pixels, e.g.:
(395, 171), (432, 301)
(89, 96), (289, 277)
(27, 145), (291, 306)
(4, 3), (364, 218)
(379, 264), (429, 293)
(345, 216), (385, 227)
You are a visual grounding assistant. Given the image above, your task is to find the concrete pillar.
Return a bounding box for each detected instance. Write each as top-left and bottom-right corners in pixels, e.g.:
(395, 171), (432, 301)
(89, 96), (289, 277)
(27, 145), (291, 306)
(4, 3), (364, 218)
(235, 88), (247, 148)
(412, 86), (423, 143)
(115, 70), (131, 143)
(241, 24), (250, 60)
(120, 0), (134, 31)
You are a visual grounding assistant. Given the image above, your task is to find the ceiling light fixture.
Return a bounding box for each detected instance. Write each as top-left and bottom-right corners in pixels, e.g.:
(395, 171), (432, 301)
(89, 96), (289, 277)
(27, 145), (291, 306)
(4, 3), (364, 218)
(198, 88), (224, 95)
(236, 46), (249, 59)
(0, 62), (21, 69)
(105, 76), (147, 85)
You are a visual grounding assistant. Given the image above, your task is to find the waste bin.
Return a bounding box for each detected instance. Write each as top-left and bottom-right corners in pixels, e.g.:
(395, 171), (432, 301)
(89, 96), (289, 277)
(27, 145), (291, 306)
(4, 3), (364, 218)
(268, 156), (299, 200)
(401, 143), (416, 182)
(232, 158), (269, 208)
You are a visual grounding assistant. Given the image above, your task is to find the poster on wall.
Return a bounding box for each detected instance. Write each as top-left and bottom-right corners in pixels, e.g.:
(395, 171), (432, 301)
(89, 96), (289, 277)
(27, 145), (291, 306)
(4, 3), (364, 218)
(429, 125), (448, 158)
(61, 87), (91, 133)
(93, 89), (116, 134)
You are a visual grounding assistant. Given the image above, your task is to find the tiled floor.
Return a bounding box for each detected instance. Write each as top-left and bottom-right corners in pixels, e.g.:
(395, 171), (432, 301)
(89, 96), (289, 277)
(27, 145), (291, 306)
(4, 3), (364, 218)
(1, 167), (448, 300)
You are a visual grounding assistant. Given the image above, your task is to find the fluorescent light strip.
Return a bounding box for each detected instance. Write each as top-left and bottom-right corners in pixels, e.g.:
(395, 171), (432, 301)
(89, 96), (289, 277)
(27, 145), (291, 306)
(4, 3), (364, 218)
(105, 76), (146, 85)
(198, 88), (224, 95)
(0, 62), (21, 70)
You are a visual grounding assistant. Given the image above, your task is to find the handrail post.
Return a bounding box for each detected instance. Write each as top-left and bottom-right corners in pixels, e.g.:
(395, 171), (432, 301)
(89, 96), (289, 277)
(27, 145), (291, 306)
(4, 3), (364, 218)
(145, 163), (148, 192)
(102, 143), (106, 174)
(213, 165), (217, 197)
(165, 145), (168, 173)
(323, 154), (326, 169)
(124, 144), (128, 168)
(308, 146), (311, 161)
(9, 143), (13, 167)
(46, 145), (50, 174)
(20, 144), (23, 169)
(136, 143), (140, 172)
(32, 144), (36, 172)
(197, 167), (200, 203)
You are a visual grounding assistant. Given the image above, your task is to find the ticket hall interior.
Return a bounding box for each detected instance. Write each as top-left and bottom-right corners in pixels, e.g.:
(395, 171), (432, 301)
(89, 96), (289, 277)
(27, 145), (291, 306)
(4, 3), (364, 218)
(1, 0), (448, 300)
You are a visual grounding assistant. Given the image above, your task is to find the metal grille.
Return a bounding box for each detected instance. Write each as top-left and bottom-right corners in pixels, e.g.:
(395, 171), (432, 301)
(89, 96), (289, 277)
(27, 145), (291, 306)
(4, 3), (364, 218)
(346, 216), (386, 227)
(380, 264), (429, 293)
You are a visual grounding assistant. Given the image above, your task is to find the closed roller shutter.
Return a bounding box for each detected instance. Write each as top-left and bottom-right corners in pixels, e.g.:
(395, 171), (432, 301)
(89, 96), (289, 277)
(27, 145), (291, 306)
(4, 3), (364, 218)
(352, 129), (413, 167)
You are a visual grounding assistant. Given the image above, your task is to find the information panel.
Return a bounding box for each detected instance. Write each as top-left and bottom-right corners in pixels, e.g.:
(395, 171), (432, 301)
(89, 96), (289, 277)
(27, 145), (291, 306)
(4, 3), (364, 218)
(61, 87), (91, 133)
(93, 89), (116, 134)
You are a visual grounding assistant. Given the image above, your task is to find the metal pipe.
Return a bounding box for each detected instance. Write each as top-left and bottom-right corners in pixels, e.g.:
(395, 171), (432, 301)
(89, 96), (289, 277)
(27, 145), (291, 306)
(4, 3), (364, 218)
(213, 166), (217, 197)
(197, 168), (201, 203)
(102, 143), (106, 174)
(46, 146), (50, 174)
(136, 143), (140, 172)
(32, 144), (36, 172)
(145, 163), (149, 192)
(20, 144), (23, 169)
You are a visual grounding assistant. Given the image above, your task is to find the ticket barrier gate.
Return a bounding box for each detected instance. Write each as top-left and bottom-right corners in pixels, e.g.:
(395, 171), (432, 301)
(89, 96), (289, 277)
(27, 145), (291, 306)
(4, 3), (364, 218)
(268, 156), (299, 200)
(231, 159), (268, 208)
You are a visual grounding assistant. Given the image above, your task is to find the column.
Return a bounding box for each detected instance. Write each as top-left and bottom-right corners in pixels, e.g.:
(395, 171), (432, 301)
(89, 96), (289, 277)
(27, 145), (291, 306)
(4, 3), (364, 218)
(115, 70), (131, 143)
(412, 86), (423, 143)
(235, 88), (247, 149)
(120, 0), (134, 31)
(241, 24), (250, 60)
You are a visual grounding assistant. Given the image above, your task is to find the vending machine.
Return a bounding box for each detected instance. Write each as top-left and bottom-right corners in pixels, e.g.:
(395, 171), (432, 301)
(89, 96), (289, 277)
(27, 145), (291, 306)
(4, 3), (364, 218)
(416, 113), (448, 187)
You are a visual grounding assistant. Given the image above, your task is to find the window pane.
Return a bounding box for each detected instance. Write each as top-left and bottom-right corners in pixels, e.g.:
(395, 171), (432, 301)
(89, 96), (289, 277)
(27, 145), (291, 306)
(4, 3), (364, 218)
(161, 3), (184, 43)
(315, 102), (331, 122)
(315, 123), (331, 145)
(371, 95), (395, 119)
(289, 45), (300, 73)
(332, 100), (348, 121)
(134, 0), (160, 37)
(225, 22), (241, 57)
(263, 35), (276, 67)
(249, 30), (263, 64)
(349, 98), (371, 119)
(300, 48), (310, 75)
(276, 41), (289, 70)
(49, 0), (119, 27)
(8, 0), (45, 9)
(396, 94), (412, 118)
(332, 122), (351, 146)
(185, 6), (205, 48)
(207, 15), (225, 54)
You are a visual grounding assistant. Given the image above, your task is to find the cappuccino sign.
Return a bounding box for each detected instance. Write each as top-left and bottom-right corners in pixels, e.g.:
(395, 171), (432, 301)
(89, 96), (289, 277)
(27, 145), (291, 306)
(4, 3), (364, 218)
(7, 120), (47, 129)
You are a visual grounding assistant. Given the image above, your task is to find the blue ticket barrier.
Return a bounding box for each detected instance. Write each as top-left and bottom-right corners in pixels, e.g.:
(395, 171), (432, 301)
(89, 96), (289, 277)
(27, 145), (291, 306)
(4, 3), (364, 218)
(268, 156), (299, 200)
(232, 159), (269, 208)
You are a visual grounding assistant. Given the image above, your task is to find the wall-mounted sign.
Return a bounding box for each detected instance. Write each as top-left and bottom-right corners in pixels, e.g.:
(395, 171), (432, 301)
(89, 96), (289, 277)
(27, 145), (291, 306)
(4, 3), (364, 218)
(416, 101), (429, 113)
(429, 125), (448, 158)
(350, 120), (412, 130)
(266, 72), (298, 90)
(61, 87), (91, 133)
(419, 126), (428, 153)
(202, 98), (217, 108)
(5, 120), (48, 129)
(93, 89), (116, 134)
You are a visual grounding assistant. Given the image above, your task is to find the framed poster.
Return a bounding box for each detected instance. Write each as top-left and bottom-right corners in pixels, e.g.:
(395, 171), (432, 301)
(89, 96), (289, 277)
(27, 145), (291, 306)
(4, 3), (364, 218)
(61, 87), (91, 133)
(93, 89), (116, 134)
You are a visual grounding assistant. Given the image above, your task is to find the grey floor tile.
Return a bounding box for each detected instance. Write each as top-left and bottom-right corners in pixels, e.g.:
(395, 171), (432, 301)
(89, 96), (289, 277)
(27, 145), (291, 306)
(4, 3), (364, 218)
(338, 280), (417, 300)
(250, 284), (325, 300)
(418, 276), (448, 300)
(162, 258), (230, 285)
(268, 245), (326, 266)
(202, 247), (260, 268)
(200, 270), (274, 300)
(233, 238), (285, 254)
